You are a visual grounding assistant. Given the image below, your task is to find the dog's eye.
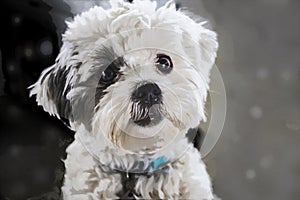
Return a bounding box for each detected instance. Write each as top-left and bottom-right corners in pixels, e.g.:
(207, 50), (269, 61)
(101, 67), (117, 83)
(155, 54), (173, 74)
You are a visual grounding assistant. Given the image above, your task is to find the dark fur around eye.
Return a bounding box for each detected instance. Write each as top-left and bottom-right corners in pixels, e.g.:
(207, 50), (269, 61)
(95, 57), (124, 104)
(99, 58), (123, 83)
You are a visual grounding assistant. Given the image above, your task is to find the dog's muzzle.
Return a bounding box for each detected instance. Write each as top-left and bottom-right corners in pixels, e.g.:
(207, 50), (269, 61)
(130, 83), (163, 127)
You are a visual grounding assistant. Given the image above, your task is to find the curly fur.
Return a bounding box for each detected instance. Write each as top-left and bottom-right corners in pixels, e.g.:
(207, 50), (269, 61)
(30, 0), (218, 199)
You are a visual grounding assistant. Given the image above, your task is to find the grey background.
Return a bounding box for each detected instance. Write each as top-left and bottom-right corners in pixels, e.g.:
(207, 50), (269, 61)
(179, 0), (300, 200)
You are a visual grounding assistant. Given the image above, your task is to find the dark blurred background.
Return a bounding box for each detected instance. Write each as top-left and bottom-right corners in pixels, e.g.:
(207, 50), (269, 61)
(0, 0), (73, 199)
(0, 0), (299, 199)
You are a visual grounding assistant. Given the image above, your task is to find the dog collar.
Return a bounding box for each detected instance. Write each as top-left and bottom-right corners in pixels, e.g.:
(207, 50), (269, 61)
(149, 156), (168, 172)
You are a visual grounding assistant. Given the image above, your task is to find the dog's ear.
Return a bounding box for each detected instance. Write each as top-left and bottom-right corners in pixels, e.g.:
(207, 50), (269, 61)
(182, 23), (218, 77)
(29, 43), (77, 124)
(199, 26), (218, 69)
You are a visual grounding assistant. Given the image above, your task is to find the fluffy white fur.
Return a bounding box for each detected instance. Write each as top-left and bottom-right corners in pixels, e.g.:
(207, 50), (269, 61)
(30, 0), (218, 199)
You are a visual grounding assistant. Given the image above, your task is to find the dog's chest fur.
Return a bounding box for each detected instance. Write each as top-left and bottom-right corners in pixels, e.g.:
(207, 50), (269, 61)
(61, 128), (213, 199)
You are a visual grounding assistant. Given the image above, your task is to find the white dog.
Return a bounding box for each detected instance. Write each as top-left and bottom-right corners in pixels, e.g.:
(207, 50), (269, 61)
(30, 0), (218, 199)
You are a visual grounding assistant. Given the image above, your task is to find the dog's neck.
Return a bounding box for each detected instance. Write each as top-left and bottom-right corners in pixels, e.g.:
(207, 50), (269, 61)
(74, 124), (191, 173)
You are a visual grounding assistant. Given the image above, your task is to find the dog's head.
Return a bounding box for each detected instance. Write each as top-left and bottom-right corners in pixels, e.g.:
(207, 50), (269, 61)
(30, 0), (218, 153)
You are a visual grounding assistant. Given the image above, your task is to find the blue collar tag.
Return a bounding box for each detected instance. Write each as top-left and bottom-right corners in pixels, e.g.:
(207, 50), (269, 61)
(149, 156), (167, 171)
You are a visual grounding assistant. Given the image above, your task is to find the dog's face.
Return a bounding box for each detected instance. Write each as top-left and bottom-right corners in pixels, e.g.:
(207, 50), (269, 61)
(30, 0), (218, 154)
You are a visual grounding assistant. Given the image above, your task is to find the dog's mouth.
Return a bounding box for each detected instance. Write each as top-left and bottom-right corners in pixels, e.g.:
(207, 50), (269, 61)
(133, 110), (163, 127)
(130, 103), (163, 127)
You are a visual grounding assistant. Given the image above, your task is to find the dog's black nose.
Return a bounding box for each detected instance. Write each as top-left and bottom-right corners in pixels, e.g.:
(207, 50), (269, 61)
(132, 83), (162, 106)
